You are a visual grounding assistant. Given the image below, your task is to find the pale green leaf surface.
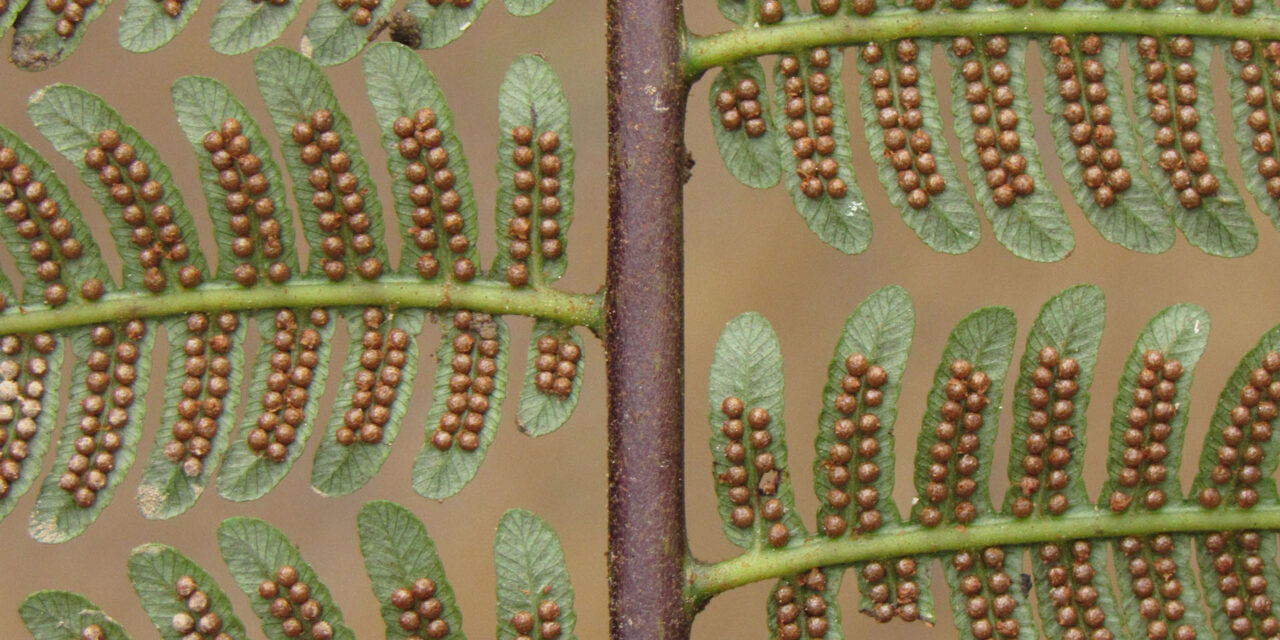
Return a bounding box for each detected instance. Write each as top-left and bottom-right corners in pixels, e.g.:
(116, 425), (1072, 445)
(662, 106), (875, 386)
(127, 543), (248, 640)
(406, 0), (489, 49)
(118, 0), (200, 53)
(11, 0), (112, 70)
(494, 508), (576, 640)
(0, 0), (31, 41)
(210, 0), (300, 55)
(1111, 533), (1208, 640)
(504, 0), (552, 16)
(709, 60), (780, 190)
(1196, 532), (1280, 640)
(301, 0), (391, 66)
(943, 550), (1037, 640)
(20, 591), (131, 640)
(516, 320), (583, 438)
(765, 568), (844, 640)
(0, 334), (63, 525)
(1029, 540), (1125, 640)
(1227, 50), (1280, 233)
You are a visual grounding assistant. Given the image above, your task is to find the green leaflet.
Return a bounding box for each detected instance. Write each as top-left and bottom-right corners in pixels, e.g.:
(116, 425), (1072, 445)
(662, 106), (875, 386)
(0, 123), (111, 305)
(406, 0), (489, 49)
(493, 54), (575, 284)
(171, 76), (299, 281)
(210, 0), (299, 55)
(357, 501), (468, 640)
(1111, 533), (1209, 640)
(311, 307), (425, 497)
(910, 306), (1017, 525)
(766, 567), (844, 640)
(118, 0), (200, 53)
(0, 0), (30, 41)
(768, 48), (871, 255)
(1196, 531), (1280, 640)
(709, 60), (781, 190)
(504, 0), (553, 15)
(516, 320), (584, 438)
(813, 285), (914, 535)
(1039, 35), (1173, 254)
(1129, 35), (1256, 257)
(218, 308), (335, 502)
(10, 0), (112, 71)
(136, 313), (247, 520)
(857, 39), (980, 255)
(20, 591), (132, 640)
(1226, 45), (1280, 233)
(29, 321), (156, 543)
(947, 36), (1074, 262)
(301, 0), (392, 66)
(413, 314), (510, 500)
(943, 548), (1037, 640)
(217, 517), (355, 640)
(28, 83), (208, 291)
(708, 313), (807, 550)
(1099, 304), (1209, 514)
(1029, 540), (1126, 640)
(852, 559), (934, 625)
(363, 43), (481, 278)
(717, 0), (747, 23)
(494, 509), (577, 640)
(127, 543), (249, 640)
(256, 47), (387, 277)
(0, 331), (63, 524)
(1003, 284), (1104, 516)
(1190, 321), (1280, 508)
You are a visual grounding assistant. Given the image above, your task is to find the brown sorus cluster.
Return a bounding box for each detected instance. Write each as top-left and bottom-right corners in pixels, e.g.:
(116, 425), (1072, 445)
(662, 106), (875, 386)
(1012, 345), (1081, 518)
(58, 321), (145, 508)
(952, 36), (1036, 208)
(1204, 531), (1279, 637)
(87, 129), (201, 292)
(781, 48), (848, 200)
(862, 40), (946, 210)
(258, 565), (335, 640)
(954, 547), (1022, 639)
(532, 333), (580, 398)
(719, 396), (790, 548)
(0, 140), (100, 306)
(171, 575), (233, 640)
(163, 312), (237, 478)
(1038, 541), (1116, 640)
(425, 0), (472, 6)
(1047, 35), (1133, 208)
(1136, 36), (1218, 210)
(1199, 351), (1280, 509)
(333, 0), (380, 25)
(505, 125), (565, 287)
(247, 309), (328, 463)
(0, 333), (55, 499)
(861, 557), (922, 623)
(919, 359), (991, 527)
(78, 624), (107, 640)
(390, 576), (451, 639)
(1118, 535), (1197, 640)
(759, 0), (782, 23)
(714, 77), (768, 139)
(45, 0), (93, 39)
(295, 109), (382, 282)
(1110, 349), (1182, 513)
(152, 0), (184, 18)
(202, 118), (289, 287)
(822, 352), (888, 537)
(1231, 41), (1280, 203)
(772, 569), (831, 640)
(509, 598), (563, 640)
(430, 311), (499, 453)
(395, 108), (471, 282)
(335, 307), (408, 446)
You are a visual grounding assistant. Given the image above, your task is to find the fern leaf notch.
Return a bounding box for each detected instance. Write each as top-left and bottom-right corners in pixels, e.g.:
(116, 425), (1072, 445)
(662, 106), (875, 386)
(311, 306), (425, 496)
(1130, 35), (1256, 257)
(494, 54), (575, 288)
(29, 320), (155, 543)
(1039, 35), (1173, 254)
(136, 312), (246, 519)
(28, 83), (208, 293)
(709, 312), (807, 550)
(363, 42), (479, 283)
(357, 501), (468, 640)
(947, 36), (1073, 262)
(413, 311), (510, 499)
(856, 40), (980, 254)
(769, 47), (870, 255)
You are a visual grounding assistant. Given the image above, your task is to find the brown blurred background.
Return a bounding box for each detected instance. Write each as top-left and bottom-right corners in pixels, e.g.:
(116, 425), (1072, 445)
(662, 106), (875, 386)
(0, 1), (1278, 638)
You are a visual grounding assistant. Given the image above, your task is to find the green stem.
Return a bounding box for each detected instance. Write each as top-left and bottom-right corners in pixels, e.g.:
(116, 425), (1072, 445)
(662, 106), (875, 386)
(687, 506), (1280, 601)
(0, 278), (605, 335)
(684, 8), (1280, 77)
